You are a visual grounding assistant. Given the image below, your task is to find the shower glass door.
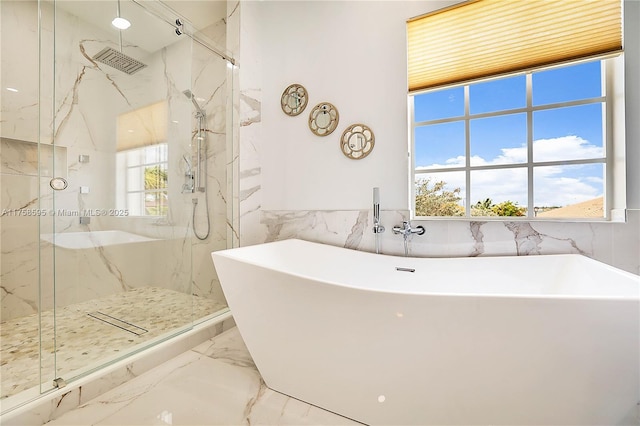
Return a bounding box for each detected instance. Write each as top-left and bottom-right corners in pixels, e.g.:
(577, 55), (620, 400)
(46, 0), (195, 386)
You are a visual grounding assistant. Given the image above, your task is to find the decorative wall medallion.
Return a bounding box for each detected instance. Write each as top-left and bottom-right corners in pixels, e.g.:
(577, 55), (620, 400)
(280, 84), (308, 116)
(308, 102), (339, 136)
(340, 124), (375, 160)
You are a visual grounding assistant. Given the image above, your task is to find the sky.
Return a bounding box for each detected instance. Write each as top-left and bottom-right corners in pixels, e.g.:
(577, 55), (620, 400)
(414, 60), (604, 208)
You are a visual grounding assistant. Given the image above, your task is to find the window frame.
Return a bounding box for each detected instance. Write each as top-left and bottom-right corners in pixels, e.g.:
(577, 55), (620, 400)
(410, 56), (625, 222)
(116, 143), (169, 217)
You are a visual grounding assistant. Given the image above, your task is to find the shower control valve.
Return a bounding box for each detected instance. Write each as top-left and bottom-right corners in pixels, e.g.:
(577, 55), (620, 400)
(182, 173), (195, 193)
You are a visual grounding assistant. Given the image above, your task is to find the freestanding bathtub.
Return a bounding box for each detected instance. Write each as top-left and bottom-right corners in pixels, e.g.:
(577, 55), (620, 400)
(212, 239), (639, 425)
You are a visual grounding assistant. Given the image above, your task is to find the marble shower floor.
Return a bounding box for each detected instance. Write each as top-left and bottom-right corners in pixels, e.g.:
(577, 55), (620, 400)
(1, 287), (226, 401)
(45, 327), (360, 425)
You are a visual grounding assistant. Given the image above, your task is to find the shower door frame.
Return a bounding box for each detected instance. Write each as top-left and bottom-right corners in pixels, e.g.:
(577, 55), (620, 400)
(43, 0), (201, 393)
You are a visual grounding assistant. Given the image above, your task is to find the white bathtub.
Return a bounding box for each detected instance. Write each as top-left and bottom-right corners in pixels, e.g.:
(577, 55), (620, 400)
(212, 239), (640, 425)
(40, 230), (157, 249)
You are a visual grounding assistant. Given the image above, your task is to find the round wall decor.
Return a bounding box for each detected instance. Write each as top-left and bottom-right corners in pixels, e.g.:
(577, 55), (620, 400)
(308, 102), (339, 136)
(280, 84), (308, 116)
(340, 124), (375, 160)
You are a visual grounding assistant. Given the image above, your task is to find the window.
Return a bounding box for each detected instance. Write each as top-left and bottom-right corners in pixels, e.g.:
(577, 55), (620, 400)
(411, 59), (615, 219)
(116, 144), (168, 216)
(407, 0), (624, 220)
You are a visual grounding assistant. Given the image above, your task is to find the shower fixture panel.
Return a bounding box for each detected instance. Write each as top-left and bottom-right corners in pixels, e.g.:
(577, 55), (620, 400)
(93, 47), (147, 75)
(182, 89), (211, 240)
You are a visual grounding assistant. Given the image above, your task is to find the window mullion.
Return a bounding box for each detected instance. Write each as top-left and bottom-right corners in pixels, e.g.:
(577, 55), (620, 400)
(464, 85), (471, 217)
(410, 96), (417, 216)
(603, 59), (612, 220)
(526, 73), (534, 219)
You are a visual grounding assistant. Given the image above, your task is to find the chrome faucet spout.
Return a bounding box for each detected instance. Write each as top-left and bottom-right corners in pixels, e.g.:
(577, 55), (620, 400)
(392, 221), (425, 236)
(392, 221), (425, 256)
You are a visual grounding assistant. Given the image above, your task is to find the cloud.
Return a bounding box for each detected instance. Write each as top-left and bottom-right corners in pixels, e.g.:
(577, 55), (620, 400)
(416, 136), (603, 207)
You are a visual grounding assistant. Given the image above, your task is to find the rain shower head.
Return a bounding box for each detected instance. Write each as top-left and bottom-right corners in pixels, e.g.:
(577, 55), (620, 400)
(93, 47), (147, 75)
(183, 90), (205, 115)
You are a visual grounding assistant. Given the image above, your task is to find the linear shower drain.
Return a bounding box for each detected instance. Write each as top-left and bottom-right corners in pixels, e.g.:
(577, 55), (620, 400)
(87, 311), (148, 336)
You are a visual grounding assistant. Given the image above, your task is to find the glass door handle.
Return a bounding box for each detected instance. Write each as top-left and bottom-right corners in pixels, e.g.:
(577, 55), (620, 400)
(49, 177), (68, 191)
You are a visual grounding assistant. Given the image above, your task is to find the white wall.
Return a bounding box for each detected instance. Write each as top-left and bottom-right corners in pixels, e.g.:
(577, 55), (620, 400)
(260, 1), (459, 211)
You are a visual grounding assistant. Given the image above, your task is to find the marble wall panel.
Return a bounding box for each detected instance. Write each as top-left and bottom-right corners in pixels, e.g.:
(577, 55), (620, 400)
(248, 209), (640, 275)
(226, 1), (241, 249)
(1, 0), (233, 322)
(0, 139), (67, 177)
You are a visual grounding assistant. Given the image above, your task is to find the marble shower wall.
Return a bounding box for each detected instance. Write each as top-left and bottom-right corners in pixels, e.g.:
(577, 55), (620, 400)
(185, 19), (232, 307)
(1, 0), (232, 322)
(236, 1), (640, 276)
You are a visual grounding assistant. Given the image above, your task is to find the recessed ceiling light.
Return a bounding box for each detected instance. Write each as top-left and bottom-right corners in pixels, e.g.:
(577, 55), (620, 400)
(6, 87), (18, 92)
(112, 17), (131, 30)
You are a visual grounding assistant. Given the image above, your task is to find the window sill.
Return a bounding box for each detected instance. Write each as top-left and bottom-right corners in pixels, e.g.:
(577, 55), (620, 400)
(413, 209), (627, 224)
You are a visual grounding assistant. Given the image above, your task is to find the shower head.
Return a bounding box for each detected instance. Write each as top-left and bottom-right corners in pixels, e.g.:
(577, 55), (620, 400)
(92, 47), (147, 75)
(182, 90), (205, 115)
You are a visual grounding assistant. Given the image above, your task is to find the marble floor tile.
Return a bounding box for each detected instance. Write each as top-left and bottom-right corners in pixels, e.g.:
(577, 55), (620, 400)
(1, 287), (227, 401)
(46, 328), (361, 426)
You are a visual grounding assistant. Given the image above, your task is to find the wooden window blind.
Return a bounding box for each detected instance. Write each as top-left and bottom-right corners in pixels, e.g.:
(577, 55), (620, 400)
(407, 0), (623, 92)
(116, 101), (168, 151)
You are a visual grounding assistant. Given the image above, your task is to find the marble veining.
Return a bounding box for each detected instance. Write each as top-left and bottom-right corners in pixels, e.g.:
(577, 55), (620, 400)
(503, 221), (588, 256)
(239, 92), (261, 127)
(469, 221), (486, 256)
(246, 208), (640, 274)
(44, 328), (360, 426)
(1, 287), (226, 401)
(503, 222), (544, 255)
(0, 138), (67, 177)
(344, 210), (369, 250)
(2, 0), (233, 323)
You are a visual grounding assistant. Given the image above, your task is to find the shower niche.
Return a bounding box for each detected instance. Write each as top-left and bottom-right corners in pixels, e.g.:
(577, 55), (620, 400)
(0, 0), (234, 410)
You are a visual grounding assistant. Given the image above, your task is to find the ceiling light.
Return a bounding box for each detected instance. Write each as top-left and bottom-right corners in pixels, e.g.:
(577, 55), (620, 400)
(112, 17), (131, 30)
(112, 0), (131, 30)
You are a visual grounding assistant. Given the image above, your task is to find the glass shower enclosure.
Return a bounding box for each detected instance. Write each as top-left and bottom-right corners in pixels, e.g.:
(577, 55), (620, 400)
(0, 0), (233, 411)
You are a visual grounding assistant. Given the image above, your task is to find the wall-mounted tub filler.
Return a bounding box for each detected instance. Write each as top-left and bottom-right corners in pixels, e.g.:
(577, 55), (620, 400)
(372, 187), (385, 254)
(392, 220), (425, 256)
